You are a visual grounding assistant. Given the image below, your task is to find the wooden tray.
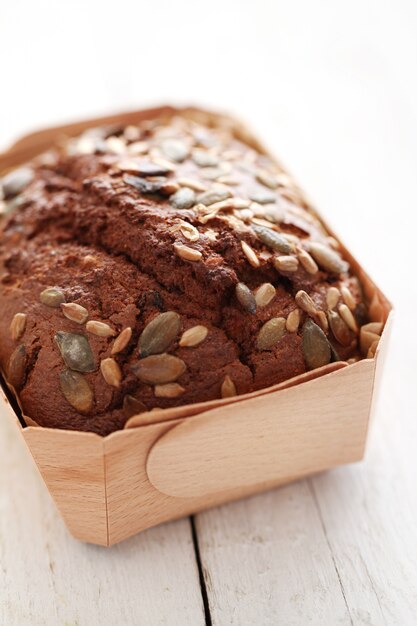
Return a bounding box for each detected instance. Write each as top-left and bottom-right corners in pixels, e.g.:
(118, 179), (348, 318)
(0, 106), (393, 546)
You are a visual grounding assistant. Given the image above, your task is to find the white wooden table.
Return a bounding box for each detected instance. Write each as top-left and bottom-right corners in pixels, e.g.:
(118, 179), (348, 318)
(1, 1), (416, 624)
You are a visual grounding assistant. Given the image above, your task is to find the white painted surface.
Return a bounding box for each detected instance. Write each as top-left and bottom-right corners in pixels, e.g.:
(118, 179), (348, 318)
(1, 0), (416, 624)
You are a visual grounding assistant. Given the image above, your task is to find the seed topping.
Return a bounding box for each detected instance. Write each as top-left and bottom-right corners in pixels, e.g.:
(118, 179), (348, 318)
(123, 395), (147, 418)
(256, 317), (286, 351)
(40, 287), (65, 308)
(139, 311), (181, 357)
(100, 358), (122, 388)
(7, 345), (27, 390)
(295, 290), (317, 316)
(132, 353), (186, 384)
(170, 187), (196, 210)
(60, 369), (94, 413)
(297, 249), (319, 274)
(61, 303), (89, 324)
(235, 282), (257, 314)
(241, 241), (260, 267)
(308, 242), (349, 274)
(112, 327), (132, 354)
(286, 308), (301, 333)
(221, 375), (237, 398)
(179, 325), (208, 347)
(55, 332), (96, 372)
(154, 383), (185, 398)
(252, 225), (292, 254)
(174, 243), (202, 262)
(10, 313), (27, 341)
(86, 320), (117, 337)
(274, 255), (299, 272)
(302, 319), (331, 370)
(326, 287), (340, 310)
(255, 283), (276, 308)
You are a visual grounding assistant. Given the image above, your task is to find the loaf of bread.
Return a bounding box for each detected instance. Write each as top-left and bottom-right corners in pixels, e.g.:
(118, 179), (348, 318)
(0, 111), (380, 435)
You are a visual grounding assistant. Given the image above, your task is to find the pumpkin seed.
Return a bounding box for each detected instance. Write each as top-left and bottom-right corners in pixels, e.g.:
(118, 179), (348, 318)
(308, 242), (349, 274)
(111, 327), (132, 354)
(255, 283), (276, 308)
(174, 243), (202, 262)
(10, 313), (27, 341)
(59, 369), (94, 413)
(100, 357), (122, 388)
(241, 241), (260, 267)
(221, 375), (237, 398)
(295, 290), (317, 316)
(161, 139), (189, 162)
(192, 149), (219, 167)
(249, 189), (276, 204)
(328, 310), (352, 346)
(1, 167), (34, 198)
(139, 311), (181, 357)
(154, 383), (185, 398)
(7, 345), (27, 390)
(256, 169), (278, 189)
(179, 325), (208, 347)
(55, 332), (96, 372)
(340, 285), (356, 310)
(338, 304), (358, 333)
(40, 287), (65, 308)
(124, 174), (174, 196)
(302, 319), (331, 370)
(197, 188), (232, 206)
(235, 283), (257, 314)
(286, 308), (301, 333)
(86, 320), (116, 337)
(256, 317), (286, 351)
(297, 249), (318, 275)
(170, 187), (196, 210)
(326, 287), (340, 310)
(123, 395), (147, 418)
(132, 353), (186, 384)
(61, 303), (89, 324)
(252, 225), (292, 254)
(274, 255), (299, 272)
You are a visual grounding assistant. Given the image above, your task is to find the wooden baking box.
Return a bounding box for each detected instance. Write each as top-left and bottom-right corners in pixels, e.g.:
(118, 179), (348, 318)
(0, 106), (393, 546)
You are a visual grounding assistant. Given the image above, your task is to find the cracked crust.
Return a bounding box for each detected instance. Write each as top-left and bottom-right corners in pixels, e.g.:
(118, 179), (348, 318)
(0, 114), (368, 434)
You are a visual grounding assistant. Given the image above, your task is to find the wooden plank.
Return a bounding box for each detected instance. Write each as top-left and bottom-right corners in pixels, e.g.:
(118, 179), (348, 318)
(0, 412), (206, 626)
(194, 480), (352, 625)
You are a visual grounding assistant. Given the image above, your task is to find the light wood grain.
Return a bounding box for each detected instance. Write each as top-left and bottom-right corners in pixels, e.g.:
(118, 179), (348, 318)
(0, 408), (206, 626)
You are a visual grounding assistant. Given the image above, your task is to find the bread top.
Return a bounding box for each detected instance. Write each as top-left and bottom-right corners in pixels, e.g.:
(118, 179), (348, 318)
(0, 114), (375, 435)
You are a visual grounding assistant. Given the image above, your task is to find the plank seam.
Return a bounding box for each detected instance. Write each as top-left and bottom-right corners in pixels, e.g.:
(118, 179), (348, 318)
(190, 516), (212, 626)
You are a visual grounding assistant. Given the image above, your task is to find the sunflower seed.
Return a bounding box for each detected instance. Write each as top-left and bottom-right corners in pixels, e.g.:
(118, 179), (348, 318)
(161, 139), (189, 162)
(340, 285), (356, 311)
(128, 141), (150, 155)
(316, 310), (329, 332)
(295, 290), (317, 316)
(105, 136), (126, 154)
(252, 225), (292, 254)
(302, 319), (331, 370)
(179, 325), (208, 347)
(286, 308), (301, 333)
(255, 283), (276, 308)
(100, 357), (122, 388)
(217, 176), (240, 186)
(174, 243), (202, 262)
(360, 328), (381, 355)
(338, 304), (358, 333)
(132, 354), (186, 384)
(197, 188), (232, 206)
(151, 156), (177, 173)
(1, 167), (34, 198)
(328, 310), (352, 346)
(241, 241), (260, 267)
(123, 125), (140, 141)
(256, 317), (286, 351)
(10, 313), (27, 341)
(178, 220), (200, 242)
(55, 332), (96, 372)
(274, 255), (299, 272)
(170, 187), (196, 210)
(154, 383), (185, 398)
(40, 287), (66, 308)
(61, 302), (89, 324)
(111, 327), (133, 354)
(221, 375), (237, 398)
(7, 345), (26, 390)
(139, 311), (181, 357)
(123, 395), (147, 418)
(308, 242), (349, 274)
(86, 320), (117, 337)
(249, 189), (276, 204)
(326, 287), (340, 310)
(178, 178), (208, 192)
(361, 322), (383, 335)
(192, 149), (219, 167)
(235, 283), (257, 314)
(297, 249), (319, 274)
(256, 169), (278, 189)
(60, 369), (94, 413)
